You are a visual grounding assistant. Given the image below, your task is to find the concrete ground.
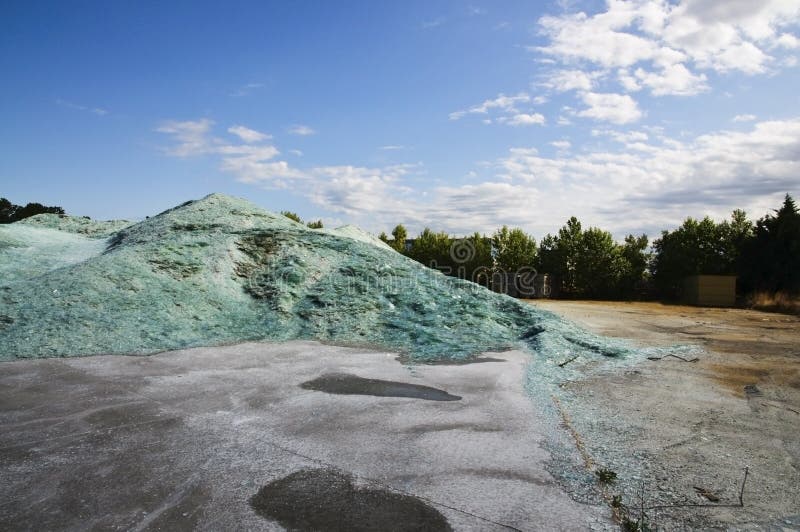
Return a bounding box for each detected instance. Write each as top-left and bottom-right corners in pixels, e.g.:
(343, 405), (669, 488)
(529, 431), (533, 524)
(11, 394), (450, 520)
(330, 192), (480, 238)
(0, 341), (610, 531)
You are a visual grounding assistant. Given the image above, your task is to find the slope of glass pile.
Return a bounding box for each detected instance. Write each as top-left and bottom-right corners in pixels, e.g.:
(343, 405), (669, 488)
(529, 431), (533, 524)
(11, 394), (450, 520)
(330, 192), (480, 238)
(0, 193), (643, 363)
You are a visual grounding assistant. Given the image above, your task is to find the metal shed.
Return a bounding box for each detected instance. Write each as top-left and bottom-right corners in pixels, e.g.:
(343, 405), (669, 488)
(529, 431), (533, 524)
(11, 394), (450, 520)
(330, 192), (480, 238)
(682, 275), (737, 307)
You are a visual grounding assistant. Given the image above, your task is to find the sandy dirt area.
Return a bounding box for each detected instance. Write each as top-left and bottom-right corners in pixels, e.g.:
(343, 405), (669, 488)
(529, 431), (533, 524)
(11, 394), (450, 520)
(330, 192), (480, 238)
(529, 300), (800, 530)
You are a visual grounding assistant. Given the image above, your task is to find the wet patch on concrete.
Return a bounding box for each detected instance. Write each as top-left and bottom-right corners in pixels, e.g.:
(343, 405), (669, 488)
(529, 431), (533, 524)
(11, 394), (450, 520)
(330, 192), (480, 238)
(396, 355), (507, 366)
(250, 468), (452, 532)
(458, 468), (551, 486)
(300, 373), (461, 401)
(404, 422), (503, 434)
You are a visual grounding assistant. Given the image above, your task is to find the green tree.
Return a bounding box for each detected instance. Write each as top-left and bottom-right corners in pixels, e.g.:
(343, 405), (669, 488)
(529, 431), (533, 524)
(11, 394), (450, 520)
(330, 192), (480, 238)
(718, 209), (753, 274)
(574, 227), (621, 298)
(406, 228), (452, 271)
(458, 232), (493, 285)
(652, 216), (733, 297)
(0, 198), (14, 223)
(0, 198), (64, 224)
(280, 211), (302, 224)
(618, 234), (649, 298)
(740, 194), (800, 294)
(538, 216), (584, 296)
(378, 231), (390, 244)
(537, 234), (560, 279)
(493, 226), (537, 272)
(390, 224), (408, 253)
(306, 220), (323, 229)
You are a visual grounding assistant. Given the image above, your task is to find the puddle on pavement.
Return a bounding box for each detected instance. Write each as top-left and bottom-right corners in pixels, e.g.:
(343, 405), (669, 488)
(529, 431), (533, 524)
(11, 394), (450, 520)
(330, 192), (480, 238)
(396, 355), (507, 366)
(250, 468), (452, 532)
(300, 373), (461, 401)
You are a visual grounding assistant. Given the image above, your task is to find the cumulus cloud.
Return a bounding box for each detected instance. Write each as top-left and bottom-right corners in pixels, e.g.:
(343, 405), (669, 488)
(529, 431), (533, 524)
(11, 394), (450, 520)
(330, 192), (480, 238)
(632, 63), (709, 95)
(335, 118), (799, 238)
(449, 92), (531, 120)
(540, 69), (598, 92)
(288, 124), (316, 136)
(155, 119), (215, 157)
(449, 92), (548, 126)
(157, 119), (289, 182)
(228, 125), (271, 143)
(229, 83), (264, 97)
(485, 117), (800, 237)
(306, 164), (417, 217)
(157, 119), (417, 219)
(157, 117), (800, 240)
(498, 113), (547, 126)
(534, 0), (800, 97)
(56, 98), (108, 116)
(576, 92), (643, 124)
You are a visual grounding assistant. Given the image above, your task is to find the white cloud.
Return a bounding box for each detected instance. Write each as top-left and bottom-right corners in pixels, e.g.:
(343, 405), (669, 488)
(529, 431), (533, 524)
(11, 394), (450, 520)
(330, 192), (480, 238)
(576, 92), (643, 124)
(288, 124), (316, 136)
(540, 69), (597, 92)
(289, 149), (304, 156)
(158, 119), (296, 184)
(617, 69), (642, 91)
(155, 119), (215, 157)
(228, 125), (271, 143)
(633, 63), (709, 96)
(498, 113), (546, 126)
(379, 145), (406, 150)
(449, 92), (530, 120)
(157, 119), (417, 219)
(535, 9), (661, 68)
(393, 118), (798, 236)
(421, 18), (444, 29)
(306, 164), (417, 217)
(56, 98), (108, 116)
(484, 117), (800, 237)
(592, 128), (650, 144)
(157, 117), (800, 240)
(450, 93), (548, 127)
(534, 0), (800, 96)
(229, 83), (264, 97)
(732, 113), (757, 122)
(777, 32), (800, 48)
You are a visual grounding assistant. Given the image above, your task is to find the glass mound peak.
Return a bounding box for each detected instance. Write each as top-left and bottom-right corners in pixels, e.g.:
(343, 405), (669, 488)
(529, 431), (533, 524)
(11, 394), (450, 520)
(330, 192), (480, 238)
(0, 193), (635, 362)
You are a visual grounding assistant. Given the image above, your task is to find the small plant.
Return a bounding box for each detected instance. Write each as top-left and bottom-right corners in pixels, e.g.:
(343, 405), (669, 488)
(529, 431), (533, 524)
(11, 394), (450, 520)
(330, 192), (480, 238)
(611, 494), (623, 508)
(621, 516), (640, 531)
(595, 468), (617, 484)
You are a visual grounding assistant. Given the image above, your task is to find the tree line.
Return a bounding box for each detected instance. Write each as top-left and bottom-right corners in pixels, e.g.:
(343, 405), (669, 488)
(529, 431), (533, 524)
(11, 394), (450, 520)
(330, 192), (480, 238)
(0, 197), (64, 224)
(4, 194), (796, 301)
(380, 194), (800, 301)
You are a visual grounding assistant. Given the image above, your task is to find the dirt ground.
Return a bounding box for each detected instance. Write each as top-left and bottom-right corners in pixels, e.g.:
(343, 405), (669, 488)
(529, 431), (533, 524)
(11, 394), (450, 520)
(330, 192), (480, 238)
(529, 300), (800, 530)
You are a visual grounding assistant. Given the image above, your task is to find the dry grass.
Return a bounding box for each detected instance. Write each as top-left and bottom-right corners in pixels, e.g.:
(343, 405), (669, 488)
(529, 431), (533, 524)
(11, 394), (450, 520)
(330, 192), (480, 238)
(747, 291), (800, 315)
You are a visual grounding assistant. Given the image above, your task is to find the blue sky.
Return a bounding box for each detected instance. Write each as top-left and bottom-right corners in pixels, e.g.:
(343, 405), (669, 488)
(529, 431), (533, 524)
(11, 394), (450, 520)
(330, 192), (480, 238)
(2, 0), (799, 240)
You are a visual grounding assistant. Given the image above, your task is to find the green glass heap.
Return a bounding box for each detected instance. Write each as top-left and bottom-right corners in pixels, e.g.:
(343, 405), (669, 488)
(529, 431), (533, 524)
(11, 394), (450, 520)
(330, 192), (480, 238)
(0, 193), (630, 362)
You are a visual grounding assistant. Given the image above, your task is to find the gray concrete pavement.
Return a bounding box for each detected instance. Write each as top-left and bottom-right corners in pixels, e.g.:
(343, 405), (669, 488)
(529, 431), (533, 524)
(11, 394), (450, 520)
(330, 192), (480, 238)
(0, 341), (610, 531)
